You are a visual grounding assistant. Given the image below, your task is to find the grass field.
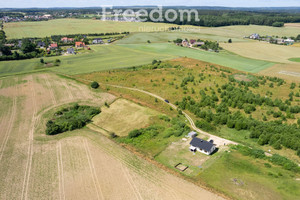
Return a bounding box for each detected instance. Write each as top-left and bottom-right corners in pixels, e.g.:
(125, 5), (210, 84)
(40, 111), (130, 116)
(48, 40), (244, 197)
(91, 98), (159, 136)
(117, 31), (247, 44)
(0, 44), (175, 77)
(4, 18), (179, 39)
(221, 41), (300, 63)
(289, 57), (300, 62)
(259, 63), (300, 82)
(119, 43), (274, 73)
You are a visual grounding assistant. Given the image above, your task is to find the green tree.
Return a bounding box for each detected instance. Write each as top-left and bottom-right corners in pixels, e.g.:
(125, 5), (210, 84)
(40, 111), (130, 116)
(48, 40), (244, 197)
(228, 38), (232, 43)
(21, 39), (36, 54)
(91, 81), (99, 89)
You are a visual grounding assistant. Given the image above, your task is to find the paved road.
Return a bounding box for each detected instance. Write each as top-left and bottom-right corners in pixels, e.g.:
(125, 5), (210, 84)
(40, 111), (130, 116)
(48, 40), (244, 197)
(104, 83), (238, 147)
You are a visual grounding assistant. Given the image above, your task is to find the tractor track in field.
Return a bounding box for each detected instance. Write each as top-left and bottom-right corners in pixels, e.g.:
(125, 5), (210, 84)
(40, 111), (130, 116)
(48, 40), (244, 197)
(83, 139), (104, 200)
(61, 80), (74, 100)
(0, 78), (17, 161)
(43, 74), (57, 105)
(21, 76), (37, 200)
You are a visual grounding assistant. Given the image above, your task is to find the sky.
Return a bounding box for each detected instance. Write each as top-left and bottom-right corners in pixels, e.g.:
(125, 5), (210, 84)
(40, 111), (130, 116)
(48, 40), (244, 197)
(1, 0), (300, 8)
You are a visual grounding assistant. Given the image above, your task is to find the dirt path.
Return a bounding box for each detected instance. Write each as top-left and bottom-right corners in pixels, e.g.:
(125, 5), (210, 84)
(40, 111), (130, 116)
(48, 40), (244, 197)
(104, 83), (237, 147)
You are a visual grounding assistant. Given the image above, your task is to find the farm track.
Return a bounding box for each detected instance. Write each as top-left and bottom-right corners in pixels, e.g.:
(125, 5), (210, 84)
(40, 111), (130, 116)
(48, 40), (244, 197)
(83, 139), (103, 200)
(57, 142), (65, 200)
(104, 83), (237, 147)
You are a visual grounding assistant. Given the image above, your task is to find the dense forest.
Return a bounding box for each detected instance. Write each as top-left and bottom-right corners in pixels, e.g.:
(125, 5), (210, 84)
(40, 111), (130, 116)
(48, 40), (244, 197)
(146, 10), (300, 27)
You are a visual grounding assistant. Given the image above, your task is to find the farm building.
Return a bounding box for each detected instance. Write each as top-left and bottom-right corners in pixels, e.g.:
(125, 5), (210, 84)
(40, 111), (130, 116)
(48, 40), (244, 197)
(193, 42), (205, 47)
(186, 131), (197, 138)
(182, 39), (190, 47)
(92, 38), (104, 44)
(189, 137), (216, 155)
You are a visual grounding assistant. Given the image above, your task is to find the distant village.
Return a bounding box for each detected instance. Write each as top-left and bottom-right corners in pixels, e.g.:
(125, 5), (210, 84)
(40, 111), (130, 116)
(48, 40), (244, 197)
(247, 33), (299, 45)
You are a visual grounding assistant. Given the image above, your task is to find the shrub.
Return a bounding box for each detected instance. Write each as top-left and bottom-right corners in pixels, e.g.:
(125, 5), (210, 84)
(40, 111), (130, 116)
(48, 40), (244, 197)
(128, 129), (142, 138)
(91, 81), (99, 89)
(264, 163), (272, 168)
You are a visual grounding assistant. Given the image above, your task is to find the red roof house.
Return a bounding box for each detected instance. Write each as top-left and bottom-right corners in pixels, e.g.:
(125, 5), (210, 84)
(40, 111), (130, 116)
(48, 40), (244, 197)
(49, 43), (58, 50)
(75, 42), (85, 48)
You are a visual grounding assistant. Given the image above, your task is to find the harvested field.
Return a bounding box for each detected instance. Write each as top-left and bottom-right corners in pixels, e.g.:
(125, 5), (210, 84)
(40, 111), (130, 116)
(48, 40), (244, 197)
(0, 72), (223, 199)
(259, 63), (300, 82)
(221, 41), (300, 63)
(92, 98), (159, 136)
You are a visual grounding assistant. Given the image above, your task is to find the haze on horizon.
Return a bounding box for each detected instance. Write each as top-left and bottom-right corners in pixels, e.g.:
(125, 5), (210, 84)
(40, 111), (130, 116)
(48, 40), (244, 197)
(1, 0), (300, 8)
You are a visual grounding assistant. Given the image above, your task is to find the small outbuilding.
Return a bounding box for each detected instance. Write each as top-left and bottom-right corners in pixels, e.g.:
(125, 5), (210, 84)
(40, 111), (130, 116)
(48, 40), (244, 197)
(92, 38), (104, 44)
(189, 137), (216, 155)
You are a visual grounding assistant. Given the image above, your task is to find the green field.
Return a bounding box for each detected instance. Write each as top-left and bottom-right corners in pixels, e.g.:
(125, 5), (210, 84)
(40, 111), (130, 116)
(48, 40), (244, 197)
(117, 31), (247, 44)
(289, 57), (300, 62)
(119, 43), (274, 73)
(0, 45), (175, 77)
(4, 18), (179, 39)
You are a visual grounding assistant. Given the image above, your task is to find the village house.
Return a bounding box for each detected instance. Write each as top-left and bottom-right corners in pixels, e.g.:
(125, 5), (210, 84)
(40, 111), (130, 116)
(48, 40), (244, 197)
(249, 33), (260, 40)
(75, 41), (85, 48)
(192, 42), (205, 47)
(284, 38), (295, 45)
(49, 43), (58, 50)
(190, 39), (196, 45)
(189, 137), (216, 155)
(37, 41), (45, 48)
(67, 47), (75, 54)
(92, 38), (104, 44)
(61, 37), (74, 43)
(182, 39), (190, 47)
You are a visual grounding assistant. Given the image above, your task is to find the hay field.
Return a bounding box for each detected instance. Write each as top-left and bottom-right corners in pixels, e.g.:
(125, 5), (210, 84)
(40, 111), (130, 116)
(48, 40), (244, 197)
(4, 18), (178, 39)
(0, 72), (223, 199)
(198, 25), (300, 38)
(221, 41), (300, 63)
(259, 63), (300, 82)
(92, 98), (159, 136)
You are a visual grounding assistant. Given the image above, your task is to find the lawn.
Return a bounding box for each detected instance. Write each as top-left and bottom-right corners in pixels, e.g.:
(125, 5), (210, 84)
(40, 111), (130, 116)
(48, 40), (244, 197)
(119, 43), (274, 73)
(0, 44), (175, 77)
(4, 18), (179, 39)
(200, 150), (300, 200)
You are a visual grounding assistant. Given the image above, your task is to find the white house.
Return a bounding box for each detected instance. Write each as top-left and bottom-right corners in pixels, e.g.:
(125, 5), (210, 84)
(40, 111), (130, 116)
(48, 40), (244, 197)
(249, 33), (260, 40)
(189, 137), (216, 155)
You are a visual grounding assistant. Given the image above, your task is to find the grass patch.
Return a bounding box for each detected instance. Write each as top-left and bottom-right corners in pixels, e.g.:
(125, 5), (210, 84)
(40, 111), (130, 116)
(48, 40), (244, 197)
(289, 57), (300, 62)
(91, 98), (159, 136)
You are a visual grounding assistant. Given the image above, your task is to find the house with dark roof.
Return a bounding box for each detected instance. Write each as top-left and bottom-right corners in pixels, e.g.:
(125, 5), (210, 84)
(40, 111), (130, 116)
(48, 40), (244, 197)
(37, 41), (45, 48)
(189, 137), (216, 155)
(67, 47), (75, 54)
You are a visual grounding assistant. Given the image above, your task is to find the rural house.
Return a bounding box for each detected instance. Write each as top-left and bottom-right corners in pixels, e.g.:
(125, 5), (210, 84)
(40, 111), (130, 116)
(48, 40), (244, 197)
(75, 41), (85, 48)
(92, 38), (103, 44)
(189, 137), (216, 155)
(182, 39), (190, 47)
(37, 41), (45, 48)
(249, 33), (260, 40)
(190, 39), (196, 45)
(49, 43), (58, 50)
(61, 37), (74, 43)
